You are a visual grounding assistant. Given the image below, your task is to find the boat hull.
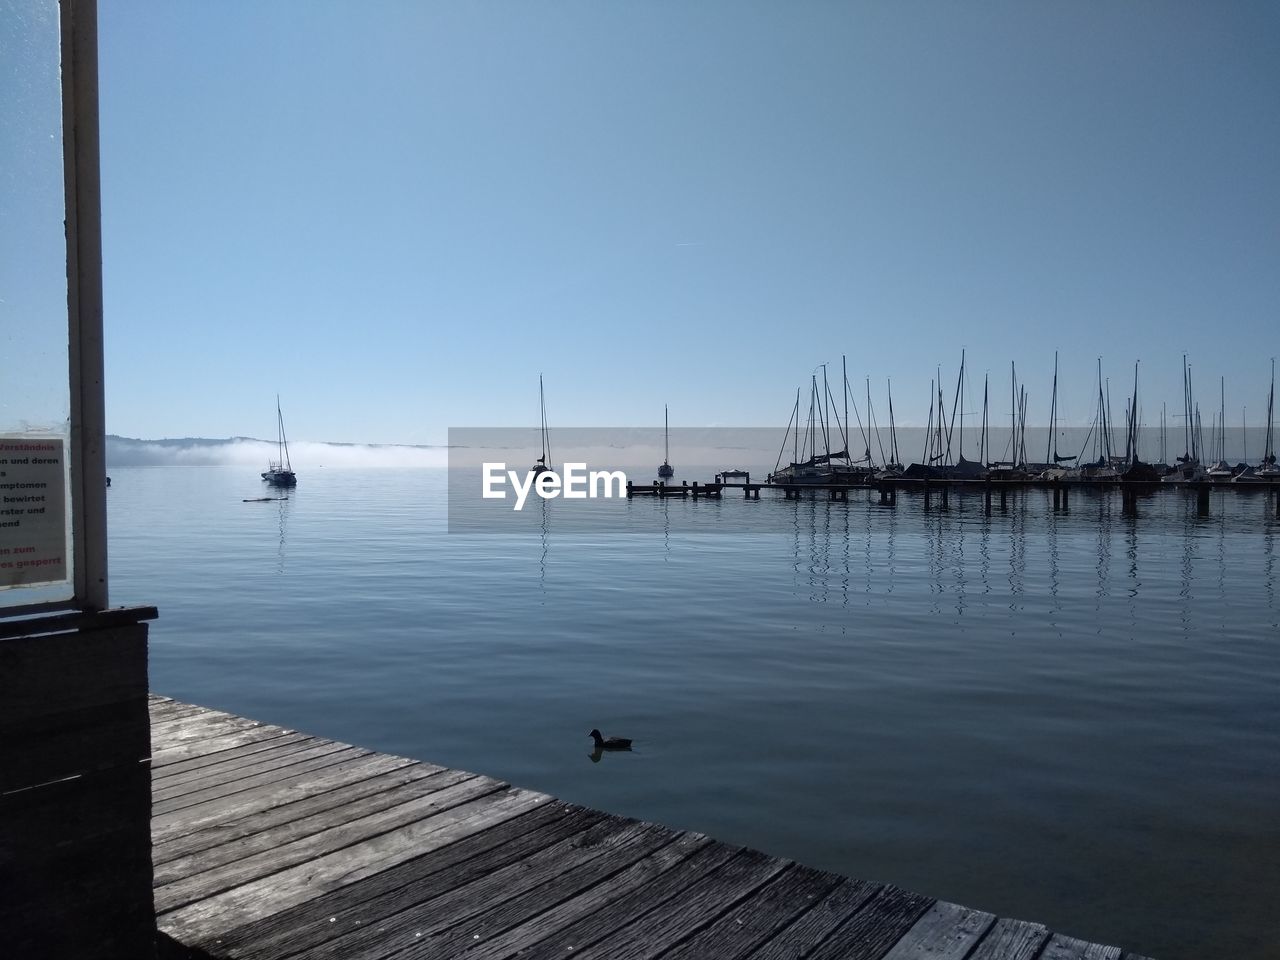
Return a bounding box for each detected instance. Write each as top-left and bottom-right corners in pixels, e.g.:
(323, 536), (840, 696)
(262, 469), (297, 487)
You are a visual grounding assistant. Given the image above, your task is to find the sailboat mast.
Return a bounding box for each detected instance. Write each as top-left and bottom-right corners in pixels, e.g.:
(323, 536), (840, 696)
(1010, 362), (1016, 466)
(538, 374), (551, 468)
(1182, 355), (1190, 461)
(1268, 358), (1277, 464)
(1219, 376), (1225, 463)
(275, 395), (292, 471)
(821, 365), (831, 461)
(983, 373), (989, 466)
(664, 405), (669, 462)
(788, 386), (798, 471)
(842, 356), (850, 466)
(865, 377), (873, 464)
(1047, 351), (1059, 464)
(887, 379), (899, 466)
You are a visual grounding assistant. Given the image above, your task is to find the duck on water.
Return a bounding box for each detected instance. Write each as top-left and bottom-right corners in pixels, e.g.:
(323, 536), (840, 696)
(589, 729), (632, 750)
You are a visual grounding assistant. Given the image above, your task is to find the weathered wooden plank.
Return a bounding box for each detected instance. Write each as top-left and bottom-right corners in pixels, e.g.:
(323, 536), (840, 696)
(152, 762), (446, 865)
(152, 767), (476, 885)
(210, 803), (600, 960)
(746, 877), (883, 960)
(149, 699), (212, 723)
(1039, 934), (1123, 960)
(150, 711), (281, 748)
(151, 730), (316, 781)
(160, 787), (551, 944)
(0, 604), (156, 640)
(151, 752), (421, 843)
(506, 840), (740, 960)
(659, 864), (842, 960)
(300, 817), (660, 960)
(153, 739), (355, 802)
(565, 848), (791, 960)
(150, 706), (257, 731)
(406, 823), (683, 959)
(804, 885), (934, 960)
(151, 724), (309, 767)
(1, 763), (151, 864)
(455, 831), (714, 960)
(966, 918), (1051, 960)
(155, 773), (504, 912)
(3, 696), (151, 791)
(879, 900), (997, 959)
(0, 623), (147, 723)
(153, 745), (373, 815)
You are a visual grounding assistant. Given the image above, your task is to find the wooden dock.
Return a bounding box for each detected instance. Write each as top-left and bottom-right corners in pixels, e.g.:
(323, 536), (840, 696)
(151, 696), (1152, 960)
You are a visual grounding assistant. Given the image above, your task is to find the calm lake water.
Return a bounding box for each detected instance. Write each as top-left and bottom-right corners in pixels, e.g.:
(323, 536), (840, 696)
(108, 465), (1280, 960)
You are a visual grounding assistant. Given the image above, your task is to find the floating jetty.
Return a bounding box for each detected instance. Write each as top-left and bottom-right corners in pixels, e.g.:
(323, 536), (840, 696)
(151, 695), (1154, 960)
(627, 476), (1280, 516)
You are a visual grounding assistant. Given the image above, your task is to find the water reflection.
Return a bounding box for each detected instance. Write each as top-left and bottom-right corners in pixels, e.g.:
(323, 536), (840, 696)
(587, 743), (634, 764)
(538, 495), (550, 599)
(689, 486), (1279, 643)
(276, 497), (289, 575)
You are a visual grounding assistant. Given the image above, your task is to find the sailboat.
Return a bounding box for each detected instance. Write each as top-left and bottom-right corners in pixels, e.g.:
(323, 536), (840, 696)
(768, 370), (846, 484)
(1237, 359), (1279, 483)
(1206, 376), (1233, 478)
(657, 405), (674, 478)
(1163, 355), (1206, 482)
(874, 378), (904, 478)
(530, 375), (552, 477)
(261, 396), (297, 487)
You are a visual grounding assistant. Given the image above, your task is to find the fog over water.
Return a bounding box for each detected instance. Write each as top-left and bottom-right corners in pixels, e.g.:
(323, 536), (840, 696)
(106, 436), (447, 469)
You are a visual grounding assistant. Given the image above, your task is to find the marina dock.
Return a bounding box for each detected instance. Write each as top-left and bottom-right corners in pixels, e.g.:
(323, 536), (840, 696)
(151, 696), (1152, 960)
(626, 476), (1280, 515)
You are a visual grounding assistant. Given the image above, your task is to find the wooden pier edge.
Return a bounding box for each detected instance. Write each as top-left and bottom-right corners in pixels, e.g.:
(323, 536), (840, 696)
(147, 696), (1157, 960)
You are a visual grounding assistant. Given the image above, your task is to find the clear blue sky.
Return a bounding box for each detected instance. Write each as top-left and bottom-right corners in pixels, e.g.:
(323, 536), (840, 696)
(91, 1), (1279, 443)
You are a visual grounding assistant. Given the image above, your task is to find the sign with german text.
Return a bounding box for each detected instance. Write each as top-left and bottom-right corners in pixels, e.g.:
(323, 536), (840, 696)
(0, 437), (68, 588)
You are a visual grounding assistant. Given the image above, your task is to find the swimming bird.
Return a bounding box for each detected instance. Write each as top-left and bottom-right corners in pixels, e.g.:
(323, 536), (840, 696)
(589, 728), (632, 750)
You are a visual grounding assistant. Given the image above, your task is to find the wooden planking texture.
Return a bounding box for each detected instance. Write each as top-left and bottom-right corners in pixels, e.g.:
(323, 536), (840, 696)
(2, 618), (156, 960)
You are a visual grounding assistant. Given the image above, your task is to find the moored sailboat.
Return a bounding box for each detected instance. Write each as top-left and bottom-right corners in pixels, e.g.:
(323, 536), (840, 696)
(531, 375), (552, 477)
(657, 405), (674, 478)
(1237, 359), (1280, 482)
(261, 396), (297, 487)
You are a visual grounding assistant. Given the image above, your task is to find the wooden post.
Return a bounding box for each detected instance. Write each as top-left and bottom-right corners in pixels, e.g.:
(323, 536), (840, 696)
(1062, 483), (1069, 512)
(1197, 483), (1211, 516)
(924, 483), (931, 511)
(1000, 487), (1007, 512)
(941, 484), (949, 510)
(984, 481), (992, 516)
(1053, 484), (1061, 510)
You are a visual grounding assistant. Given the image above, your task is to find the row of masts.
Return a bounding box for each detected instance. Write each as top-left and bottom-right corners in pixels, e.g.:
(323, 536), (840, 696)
(770, 354), (1279, 482)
